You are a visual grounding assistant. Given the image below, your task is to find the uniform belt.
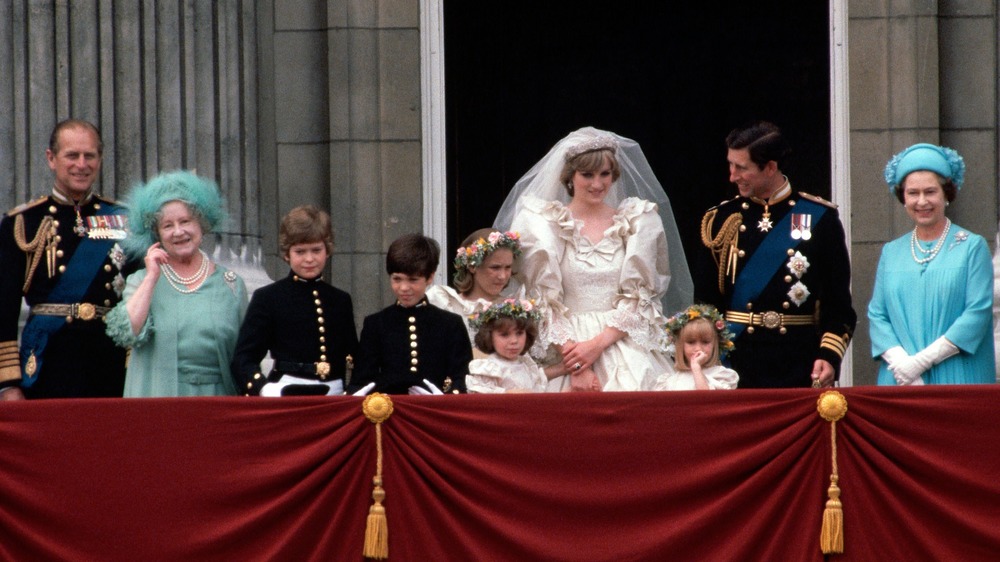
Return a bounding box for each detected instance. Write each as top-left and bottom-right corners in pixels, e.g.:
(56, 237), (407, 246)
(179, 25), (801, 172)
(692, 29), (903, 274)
(725, 310), (814, 330)
(273, 360), (333, 380)
(31, 303), (110, 321)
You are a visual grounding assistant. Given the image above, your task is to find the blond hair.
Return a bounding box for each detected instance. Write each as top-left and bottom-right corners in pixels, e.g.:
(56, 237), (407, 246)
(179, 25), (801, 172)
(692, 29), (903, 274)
(674, 317), (722, 371)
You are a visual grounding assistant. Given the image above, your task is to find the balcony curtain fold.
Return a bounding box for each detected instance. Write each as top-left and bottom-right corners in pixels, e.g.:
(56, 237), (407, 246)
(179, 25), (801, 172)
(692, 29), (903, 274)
(1, 387), (998, 561)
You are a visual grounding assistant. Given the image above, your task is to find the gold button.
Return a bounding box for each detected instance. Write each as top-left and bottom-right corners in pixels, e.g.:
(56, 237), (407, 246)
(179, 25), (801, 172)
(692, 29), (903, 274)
(53, 220), (60, 227)
(317, 317), (325, 324)
(410, 366), (417, 372)
(410, 341), (417, 349)
(319, 336), (325, 343)
(411, 358), (418, 365)
(789, 200), (796, 207)
(737, 250), (745, 258)
(55, 235), (62, 243)
(410, 350), (417, 357)
(246, 382), (253, 389)
(747, 326), (755, 334)
(746, 303), (753, 310)
(784, 275), (792, 283)
(253, 373), (261, 379)
(104, 299), (110, 306)
(48, 205), (57, 213)
(409, 334), (417, 341)
(316, 308), (323, 315)
(739, 225), (746, 232)
(409, 325), (416, 332)
(56, 250), (64, 258)
(318, 326), (325, 333)
(65, 315), (73, 323)
(319, 355), (327, 362)
(58, 265), (66, 273)
(320, 345), (326, 352)
(741, 202), (750, 210)
(779, 327), (787, 335)
(314, 299), (321, 306)
(787, 249), (795, 256)
(782, 302), (790, 309)
(408, 316), (416, 323)
(312, 290), (319, 297)
(94, 203), (101, 210)
(104, 264), (112, 272)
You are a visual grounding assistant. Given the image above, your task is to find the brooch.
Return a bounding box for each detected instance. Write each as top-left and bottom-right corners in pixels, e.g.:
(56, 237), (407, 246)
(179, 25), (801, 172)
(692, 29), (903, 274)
(787, 281), (810, 307)
(786, 251), (810, 279)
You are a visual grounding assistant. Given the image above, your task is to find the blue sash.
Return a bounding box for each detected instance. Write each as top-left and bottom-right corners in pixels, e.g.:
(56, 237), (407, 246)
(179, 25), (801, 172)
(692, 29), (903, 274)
(19, 205), (123, 386)
(728, 199), (827, 339)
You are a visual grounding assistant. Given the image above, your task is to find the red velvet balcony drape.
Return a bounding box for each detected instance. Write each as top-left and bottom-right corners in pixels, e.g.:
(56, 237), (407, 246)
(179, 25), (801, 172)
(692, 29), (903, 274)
(1, 387), (998, 561)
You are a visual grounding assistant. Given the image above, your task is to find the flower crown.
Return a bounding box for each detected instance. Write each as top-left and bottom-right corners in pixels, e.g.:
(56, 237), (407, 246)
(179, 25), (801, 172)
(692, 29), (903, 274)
(565, 134), (619, 160)
(664, 304), (736, 358)
(454, 231), (522, 275)
(469, 298), (541, 331)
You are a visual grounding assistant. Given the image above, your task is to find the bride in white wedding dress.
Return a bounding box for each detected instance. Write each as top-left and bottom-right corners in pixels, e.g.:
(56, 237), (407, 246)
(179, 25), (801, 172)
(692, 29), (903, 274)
(494, 127), (692, 392)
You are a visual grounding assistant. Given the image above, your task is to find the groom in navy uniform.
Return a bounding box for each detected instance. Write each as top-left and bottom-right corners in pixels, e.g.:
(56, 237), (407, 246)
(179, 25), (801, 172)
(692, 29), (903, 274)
(0, 119), (137, 400)
(696, 121), (856, 388)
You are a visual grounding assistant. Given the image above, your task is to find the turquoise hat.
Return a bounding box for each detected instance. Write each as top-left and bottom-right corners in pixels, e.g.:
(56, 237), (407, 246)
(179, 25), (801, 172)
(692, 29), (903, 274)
(121, 170), (227, 257)
(884, 143), (965, 191)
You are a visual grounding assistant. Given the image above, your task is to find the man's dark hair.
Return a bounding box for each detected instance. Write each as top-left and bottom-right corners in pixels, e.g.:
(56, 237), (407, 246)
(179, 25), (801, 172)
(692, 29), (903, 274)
(725, 120), (790, 170)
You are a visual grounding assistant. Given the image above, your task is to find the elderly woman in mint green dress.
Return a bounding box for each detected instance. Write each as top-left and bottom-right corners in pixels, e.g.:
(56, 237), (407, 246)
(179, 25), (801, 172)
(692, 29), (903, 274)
(105, 171), (247, 396)
(869, 143), (995, 385)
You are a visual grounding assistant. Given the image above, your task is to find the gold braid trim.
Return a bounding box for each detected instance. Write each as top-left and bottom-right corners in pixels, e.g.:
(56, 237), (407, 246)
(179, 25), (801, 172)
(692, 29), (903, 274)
(13, 214), (56, 293)
(700, 209), (742, 294)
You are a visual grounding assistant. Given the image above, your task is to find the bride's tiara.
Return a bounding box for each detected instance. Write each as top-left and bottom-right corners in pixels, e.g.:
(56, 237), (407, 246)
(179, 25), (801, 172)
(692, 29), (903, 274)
(564, 134), (619, 160)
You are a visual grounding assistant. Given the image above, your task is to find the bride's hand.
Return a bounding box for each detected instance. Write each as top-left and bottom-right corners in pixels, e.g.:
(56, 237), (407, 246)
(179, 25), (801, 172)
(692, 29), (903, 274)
(568, 368), (601, 392)
(562, 336), (607, 374)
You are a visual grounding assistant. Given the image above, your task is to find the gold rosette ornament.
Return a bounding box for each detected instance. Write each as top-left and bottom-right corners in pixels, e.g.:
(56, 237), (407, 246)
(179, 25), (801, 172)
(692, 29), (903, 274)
(817, 390), (848, 554)
(362, 393), (393, 559)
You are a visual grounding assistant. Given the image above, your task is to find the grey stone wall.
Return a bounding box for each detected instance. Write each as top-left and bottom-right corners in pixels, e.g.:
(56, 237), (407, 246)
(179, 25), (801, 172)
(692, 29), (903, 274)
(0, 1), (262, 273)
(848, 0), (998, 385)
(257, 0), (423, 324)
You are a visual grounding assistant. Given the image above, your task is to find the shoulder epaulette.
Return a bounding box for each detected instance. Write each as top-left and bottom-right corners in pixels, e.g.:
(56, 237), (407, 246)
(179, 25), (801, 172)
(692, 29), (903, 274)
(6, 196), (49, 217)
(707, 196), (740, 212)
(799, 192), (838, 209)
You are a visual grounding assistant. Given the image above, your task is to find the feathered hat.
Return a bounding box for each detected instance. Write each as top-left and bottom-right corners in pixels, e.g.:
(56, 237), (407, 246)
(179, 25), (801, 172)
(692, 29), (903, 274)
(121, 170), (226, 257)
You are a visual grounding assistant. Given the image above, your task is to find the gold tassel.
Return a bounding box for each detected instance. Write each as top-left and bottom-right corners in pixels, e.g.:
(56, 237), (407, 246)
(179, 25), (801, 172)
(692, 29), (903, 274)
(821, 476), (843, 553)
(817, 390), (847, 555)
(362, 394), (394, 559)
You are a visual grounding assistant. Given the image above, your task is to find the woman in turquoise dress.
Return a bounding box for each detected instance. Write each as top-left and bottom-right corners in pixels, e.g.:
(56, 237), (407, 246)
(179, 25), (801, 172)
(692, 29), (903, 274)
(106, 171), (247, 396)
(869, 143), (995, 385)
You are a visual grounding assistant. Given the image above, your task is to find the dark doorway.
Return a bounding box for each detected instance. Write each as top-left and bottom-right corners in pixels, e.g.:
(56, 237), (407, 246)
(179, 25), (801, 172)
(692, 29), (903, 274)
(444, 2), (830, 275)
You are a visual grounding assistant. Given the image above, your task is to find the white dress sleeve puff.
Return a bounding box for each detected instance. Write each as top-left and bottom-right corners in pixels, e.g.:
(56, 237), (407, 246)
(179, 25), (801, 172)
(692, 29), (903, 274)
(510, 196), (576, 347)
(607, 197), (671, 351)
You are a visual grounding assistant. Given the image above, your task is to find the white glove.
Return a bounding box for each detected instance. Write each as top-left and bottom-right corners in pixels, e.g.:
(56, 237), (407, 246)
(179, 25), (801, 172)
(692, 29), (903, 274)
(351, 382), (376, 396)
(915, 337), (959, 366)
(881, 346), (908, 370)
(408, 379), (444, 395)
(892, 354), (932, 385)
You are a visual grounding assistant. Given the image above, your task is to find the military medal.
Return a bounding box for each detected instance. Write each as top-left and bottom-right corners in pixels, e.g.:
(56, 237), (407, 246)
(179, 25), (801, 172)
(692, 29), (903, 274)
(87, 215), (128, 240)
(790, 213), (812, 240)
(786, 251), (810, 279)
(757, 213), (773, 232)
(73, 205), (87, 237)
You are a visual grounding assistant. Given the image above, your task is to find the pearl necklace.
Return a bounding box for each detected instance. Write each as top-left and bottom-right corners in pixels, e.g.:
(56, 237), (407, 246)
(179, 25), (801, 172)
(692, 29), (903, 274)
(161, 250), (210, 293)
(910, 219), (951, 265)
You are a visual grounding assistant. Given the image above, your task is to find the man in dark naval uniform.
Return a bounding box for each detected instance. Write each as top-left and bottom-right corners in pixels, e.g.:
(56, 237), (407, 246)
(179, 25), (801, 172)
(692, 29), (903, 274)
(696, 121), (856, 388)
(0, 119), (137, 400)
